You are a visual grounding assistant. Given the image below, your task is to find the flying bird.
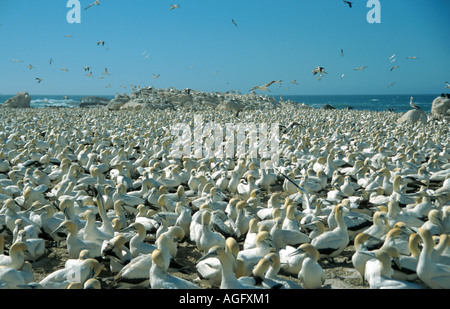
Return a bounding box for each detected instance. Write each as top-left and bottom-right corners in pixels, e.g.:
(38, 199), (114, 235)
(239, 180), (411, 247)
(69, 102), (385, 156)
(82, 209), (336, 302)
(64, 35), (73, 38)
(86, 72), (93, 77)
(343, 1), (353, 8)
(153, 74), (160, 79)
(35, 78), (43, 83)
(97, 41), (105, 46)
(340, 73), (345, 79)
(445, 81), (450, 89)
(249, 80), (276, 92)
(410, 96), (422, 110)
(170, 4), (180, 10)
(354, 66), (368, 71)
(340, 49), (344, 56)
(103, 68), (112, 75)
(232, 19), (238, 27)
(84, 66), (90, 72)
(85, 0), (100, 10)
(106, 84), (111, 88)
(11, 59), (22, 63)
(28, 64), (33, 70)
(388, 82), (396, 87)
(120, 85), (127, 89)
(291, 80), (299, 85)
(390, 66), (399, 71)
(61, 68), (69, 72)
(407, 56), (418, 60)
(49, 58), (53, 65)
(312, 67), (327, 75)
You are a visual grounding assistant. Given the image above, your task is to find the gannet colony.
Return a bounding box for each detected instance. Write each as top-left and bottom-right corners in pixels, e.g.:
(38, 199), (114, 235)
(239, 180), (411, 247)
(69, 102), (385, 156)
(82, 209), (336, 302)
(0, 87), (449, 289)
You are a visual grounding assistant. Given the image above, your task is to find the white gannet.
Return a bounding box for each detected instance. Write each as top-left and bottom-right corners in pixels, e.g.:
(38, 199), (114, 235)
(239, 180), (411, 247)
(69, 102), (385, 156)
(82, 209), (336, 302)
(195, 210), (226, 253)
(363, 248), (422, 289)
(264, 252), (303, 289)
(195, 237), (239, 287)
(149, 249), (199, 289)
(297, 244), (326, 289)
(0, 241), (27, 270)
(311, 204), (349, 260)
(416, 227), (450, 289)
(128, 222), (157, 258)
(237, 230), (274, 276)
(53, 220), (102, 258)
(39, 258), (101, 289)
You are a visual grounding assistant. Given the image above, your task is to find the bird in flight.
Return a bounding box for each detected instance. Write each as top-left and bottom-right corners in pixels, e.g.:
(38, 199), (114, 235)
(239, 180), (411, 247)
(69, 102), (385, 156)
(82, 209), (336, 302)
(153, 74), (160, 79)
(61, 68), (69, 72)
(84, 66), (90, 72)
(340, 49), (344, 57)
(11, 59), (22, 63)
(106, 84), (111, 88)
(388, 82), (396, 87)
(291, 80), (299, 85)
(28, 64), (34, 70)
(249, 80), (276, 92)
(390, 66), (399, 71)
(85, 0), (100, 10)
(407, 56), (418, 60)
(232, 19), (238, 27)
(97, 41), (105, 46)
(340, 73), (345, 79)
(49, 58), (53, 65)
(170, 4), (180, 10)
(64, 35), (73, 38)
(35, 78), (43, 84)
(445, 81), (450, 89)
(343, 1), (353, 8)
(86, 72), (93, 77)
(410, 97), (422, 110)
(120, 85), (127, 89)
(354, 66), (368, 71)
(312, 67), (327, 75)
(103, 68), (112, 75)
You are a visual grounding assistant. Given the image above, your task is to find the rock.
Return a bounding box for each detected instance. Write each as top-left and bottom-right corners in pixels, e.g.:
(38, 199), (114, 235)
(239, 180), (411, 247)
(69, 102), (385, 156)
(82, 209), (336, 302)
(1, 91), (31, 108)
(431, 94), (450, 118)
(79, 96), (111, 108)
(323, 104), (336, 110)
(397, 109), (427, 125)
(106, 94), (131, 110)
(120, 100), (146, 110)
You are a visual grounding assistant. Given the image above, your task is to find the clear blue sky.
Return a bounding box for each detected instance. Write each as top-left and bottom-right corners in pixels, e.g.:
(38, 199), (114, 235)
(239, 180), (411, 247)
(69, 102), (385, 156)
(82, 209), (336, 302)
(0, 0), (449, 96)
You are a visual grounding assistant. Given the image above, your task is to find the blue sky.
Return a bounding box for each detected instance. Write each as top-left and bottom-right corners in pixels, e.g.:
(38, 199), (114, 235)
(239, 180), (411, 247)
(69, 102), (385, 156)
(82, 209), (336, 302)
(0, 0), (449, 96)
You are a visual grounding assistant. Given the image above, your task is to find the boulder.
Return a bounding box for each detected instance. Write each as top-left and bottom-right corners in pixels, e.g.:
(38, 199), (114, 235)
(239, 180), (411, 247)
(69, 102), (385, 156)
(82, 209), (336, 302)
(431, 94), (450, 118)
(106, 94), (131, 110)
(397, 109), (427, 125)
(1, 91), (31, 108)
(79, 96), (111, 108)
(120, 100), (146, 110)
(323, 104), (336, 110)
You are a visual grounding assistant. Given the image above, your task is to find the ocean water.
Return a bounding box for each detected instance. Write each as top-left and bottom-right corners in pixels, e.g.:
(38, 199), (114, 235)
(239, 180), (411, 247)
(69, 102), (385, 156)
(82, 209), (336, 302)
(275, 94), (437, 113)
(0, 93), (438, 113)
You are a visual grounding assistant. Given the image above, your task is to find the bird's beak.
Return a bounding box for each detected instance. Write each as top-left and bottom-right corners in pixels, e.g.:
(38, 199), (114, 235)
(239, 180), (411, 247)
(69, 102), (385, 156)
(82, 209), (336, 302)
(287, 247), (306, 257)
(197, 251), (217, 263)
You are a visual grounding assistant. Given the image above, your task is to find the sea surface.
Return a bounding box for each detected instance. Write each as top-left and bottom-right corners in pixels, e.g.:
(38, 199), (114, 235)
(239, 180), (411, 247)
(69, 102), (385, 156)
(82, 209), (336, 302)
(0, 93), (438, 113)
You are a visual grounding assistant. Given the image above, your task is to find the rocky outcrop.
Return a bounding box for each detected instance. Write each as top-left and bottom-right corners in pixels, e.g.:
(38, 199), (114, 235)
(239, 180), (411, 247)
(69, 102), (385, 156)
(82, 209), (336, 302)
(323, 104), (336, 110)
(1, 92), (31, 108)
(106, 94), (131, 110)
(79, 96), (111, 108)
(431, 94), (450, 119)
(397, 109), (427, 125)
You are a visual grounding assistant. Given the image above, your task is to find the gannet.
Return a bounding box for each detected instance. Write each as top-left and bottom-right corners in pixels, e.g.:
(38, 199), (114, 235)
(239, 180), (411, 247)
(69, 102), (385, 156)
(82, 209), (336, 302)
(297, 244), (326, 289)
(310, 204), (349, 260)
(150, 249), (199, 289)
(53, 220), (102, 258)
(84, 0), (100, 10)
(416, 227), (450, 288)
(363, 249), (422, 289)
